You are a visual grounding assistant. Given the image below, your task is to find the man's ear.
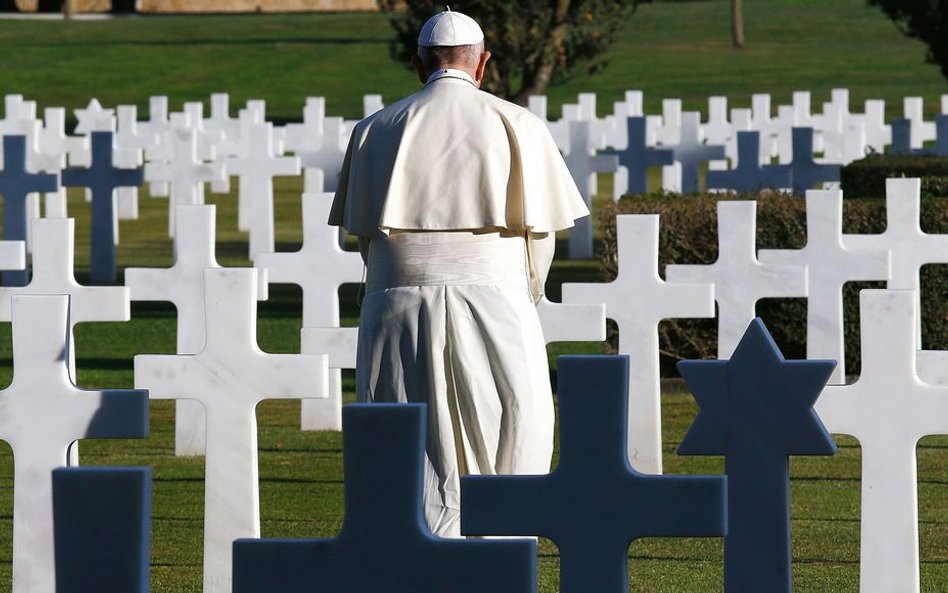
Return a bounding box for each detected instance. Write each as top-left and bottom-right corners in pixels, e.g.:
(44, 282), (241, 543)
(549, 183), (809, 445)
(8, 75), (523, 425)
(474, 51), (491, 88)
(411, 55), (428, 85)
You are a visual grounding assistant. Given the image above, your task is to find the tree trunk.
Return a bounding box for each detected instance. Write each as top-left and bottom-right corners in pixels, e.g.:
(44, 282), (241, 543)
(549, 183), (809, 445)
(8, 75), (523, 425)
(731, 0), (745, 48)
(62, 0), (73, 19)
(511, 0), (572, 105)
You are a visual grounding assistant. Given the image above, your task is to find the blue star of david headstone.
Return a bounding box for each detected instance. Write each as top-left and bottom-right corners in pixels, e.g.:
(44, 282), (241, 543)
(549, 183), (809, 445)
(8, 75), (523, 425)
(62, 131), (143, 284)
(0, 135), (58, 286)
(788, 127), (840, 196)
(461, 355), (727, 593)
(677, 318), (837, 593)
(232, 403), (536, 593)
(707, 130), (792, 193)
(603, 117), (674, 195)
(53, 467), (151, 593)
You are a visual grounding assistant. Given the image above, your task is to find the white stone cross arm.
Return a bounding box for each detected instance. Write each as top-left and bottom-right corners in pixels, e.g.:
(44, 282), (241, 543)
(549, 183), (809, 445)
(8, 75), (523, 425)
(535, 296), (606, 344)
(300, 325), (359, 431)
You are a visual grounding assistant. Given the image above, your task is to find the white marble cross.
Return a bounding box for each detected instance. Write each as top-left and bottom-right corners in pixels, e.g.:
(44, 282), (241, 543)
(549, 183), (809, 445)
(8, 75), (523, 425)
(298, 116), (348, 194)
(703, 96), (732, 147)
(562, 215), (714, 473)
(0, 293), (147, 593)
(299, 325), (359, 431)
(226, 120), (300, 258)
(144, 114), (226, 237)
(667, 112), (726, 192)
(535, 295), (606, 345)
(758, 189), (889, 384)
(363, 94), (385, 117)
(126, 204), (267, 455)
(655, 98), (682, 146)
(903, 97), (936, 150)
(114, 104), (158, 221)
(816, 289), (948, 593)
(843, 177), (948, 347)
(29, 107), (79, 219)
(863, 99), (890, 154)
(255, 193), (362, 430)
(563, 120), (618, 259)
(135, 268), (328, 593)
(666, 200), (808, 358)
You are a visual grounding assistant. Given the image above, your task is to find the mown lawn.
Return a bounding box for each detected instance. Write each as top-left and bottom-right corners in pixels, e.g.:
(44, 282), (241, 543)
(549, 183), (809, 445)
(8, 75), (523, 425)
(0, 1), (944, 591)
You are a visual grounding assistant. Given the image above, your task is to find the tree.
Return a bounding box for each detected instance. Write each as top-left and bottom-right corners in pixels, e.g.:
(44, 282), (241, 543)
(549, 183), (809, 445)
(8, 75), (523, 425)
(731, 0), (744, 48)
(868, 0), (948, 80)
(377, 0), (638, 104)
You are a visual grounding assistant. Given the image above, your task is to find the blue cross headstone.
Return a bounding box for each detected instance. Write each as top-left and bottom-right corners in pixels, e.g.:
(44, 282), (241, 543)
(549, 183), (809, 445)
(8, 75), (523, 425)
(62, 131), (143, 284)
(53, 467), (151, 593)
(677, 318), (837, 593)
(669, 112), (726, 192)
(603, 116), (674, 195)
(936, 114), (948, 156)
(706, 131), (791, 193)
(461, 355), (727, 593)
(0, 135), (58, 286)
(788, 127), (840, 196)
(232, 403), (536, 593)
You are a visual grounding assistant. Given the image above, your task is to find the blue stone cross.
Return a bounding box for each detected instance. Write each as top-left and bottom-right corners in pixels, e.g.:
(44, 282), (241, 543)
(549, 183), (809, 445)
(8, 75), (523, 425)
(788, 127), (840, 196)
(603, 116), (674, 195)
(0, 135), (58, 286)
(461, 355), (727, 593)
(706, 130), (792, 193)
(233, 403), (536, 593)
(678, 318), (837, 593)
(62, 131), (143, 284)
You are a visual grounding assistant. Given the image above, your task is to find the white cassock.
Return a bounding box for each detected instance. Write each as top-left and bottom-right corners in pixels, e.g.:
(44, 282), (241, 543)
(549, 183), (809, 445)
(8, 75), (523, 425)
(330, 68), (588, 537)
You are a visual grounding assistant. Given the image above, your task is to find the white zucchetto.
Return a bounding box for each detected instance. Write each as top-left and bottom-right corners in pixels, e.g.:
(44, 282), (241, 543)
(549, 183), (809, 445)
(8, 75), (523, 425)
(417, 8), (484, 47)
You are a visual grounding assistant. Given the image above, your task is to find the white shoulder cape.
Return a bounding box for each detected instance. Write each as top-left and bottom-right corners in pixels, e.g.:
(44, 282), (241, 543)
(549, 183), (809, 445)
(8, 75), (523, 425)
(329, 78), (589, 237)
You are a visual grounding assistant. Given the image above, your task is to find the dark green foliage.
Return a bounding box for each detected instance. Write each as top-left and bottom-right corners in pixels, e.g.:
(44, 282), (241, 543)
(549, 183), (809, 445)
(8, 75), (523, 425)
(868, 0), (948, 80)
(600, 193), (948, 379)
(841, 153), (948, 198)
(375, 0), (637, 103)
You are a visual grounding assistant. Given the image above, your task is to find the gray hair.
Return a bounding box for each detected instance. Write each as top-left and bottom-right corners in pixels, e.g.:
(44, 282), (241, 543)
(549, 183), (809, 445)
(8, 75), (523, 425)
(417, 41), (484, 73)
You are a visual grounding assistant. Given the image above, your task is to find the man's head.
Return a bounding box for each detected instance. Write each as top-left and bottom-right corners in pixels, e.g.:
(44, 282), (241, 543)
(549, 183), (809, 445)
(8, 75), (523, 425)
(412, 9), (491, 87)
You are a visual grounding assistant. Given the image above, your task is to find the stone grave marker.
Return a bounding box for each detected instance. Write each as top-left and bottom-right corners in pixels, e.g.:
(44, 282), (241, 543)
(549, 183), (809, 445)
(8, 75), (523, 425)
(52, 467), (151, 593)
(602, 116), (673, 197)
(461, 356), (726, 593)
(863, 99), (890, 153)
(62, 131), (144, 284)
(788, 127), (840, 196)
(904, 96), (935, 149)
(562, 215), (714, 473)
(843, 177), (948, 346)
(703, 96), (731, 147)
(535, 295), (606, 345)
(233, 403), (536, 593)
(114, 104), (159, 221)
(666, 112), (726, 193)
(73, 98), (115, 135)
(135, 268), (328, 593)
(816, 289), (948, 593)
(141, 96), (170, 196)
(890, 118), (919, 156)
(255, 193), (363, 431)
(363, 94), (384, 117)
(679, 318), (837, 592)
(32, 108), (81, 218)
(655, 98), (682, 146)
(751, 93), (778, 162)
(299, 116), (347, 194)
(226, 120), (300, 259)
(666, 200), (808, 359)
(759, 189), (889, 384)
(0, 135), (58, 285)
(0, 293), (147, 593)
(705, 130), (791, 193)
(564, 120), (618, 259)
(126, 204), (268, 456)
(300, 326), (358, 432)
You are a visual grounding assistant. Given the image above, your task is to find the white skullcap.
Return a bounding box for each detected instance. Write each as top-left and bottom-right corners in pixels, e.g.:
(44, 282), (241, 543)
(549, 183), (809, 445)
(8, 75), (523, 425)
(417, 7), (484, 47)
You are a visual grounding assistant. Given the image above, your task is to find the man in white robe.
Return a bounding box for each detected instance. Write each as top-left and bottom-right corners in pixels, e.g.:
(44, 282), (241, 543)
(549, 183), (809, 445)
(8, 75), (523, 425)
(330, 8), (588, 538)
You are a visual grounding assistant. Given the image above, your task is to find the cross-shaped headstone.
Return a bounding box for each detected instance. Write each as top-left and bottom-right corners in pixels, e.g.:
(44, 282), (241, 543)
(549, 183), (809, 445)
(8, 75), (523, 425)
(0, 135), (58, 286)
(231, 107), (264, 232)
(862, 99), (890, 153)
(667, 112), (726, 193)
(62, 131), (143, 284)
(135, 268), (327, 593)
(815, 289), (948, 593)
(666, 200), (808, 358)
(564, 120), (618, 259)
(255, 193), (363, 431)
(233, 403), (536, 593)
(562, 215), (714, 472)
(297, 116), (347, 194)
(706, 130), (791, 193)
(299, 325), (358, 432)
(535, 295), (606, 344)
(32, 108), (85, 218)
(126, 204), (268, 455)
(1, 293), (147, 593)
(935, 114), (948, 156)
(602, 117), (673, 197)
(141, 96), (170, 197)
(759, 189), (889, 383)
(787, 127), (840, 196)
(114, 104), (158, 221)
(461, 355), (726, 593)
(703, 96), (731, 147)
(904, 96), (935, 149)
(843, 177), (948, 346)
(678, 317), (836, 593)
(655, 98), (682, 146)
(52, 467), (151, 593)
(751, 93), (779, 162)
(1, 96), (39, 164)
(226, 120), (300, 258)
(363, 93), (384, 117)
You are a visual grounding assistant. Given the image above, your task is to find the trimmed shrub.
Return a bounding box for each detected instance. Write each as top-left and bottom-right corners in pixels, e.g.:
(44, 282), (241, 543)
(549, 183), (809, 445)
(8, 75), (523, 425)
(840, 154), (948, 199)
(598, 192), (948, 379)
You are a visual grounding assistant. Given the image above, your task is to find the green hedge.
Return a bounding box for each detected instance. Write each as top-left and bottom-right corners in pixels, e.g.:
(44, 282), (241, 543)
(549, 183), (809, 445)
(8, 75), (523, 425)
(598, 192), (948, 378)
(840, 154), (948, 199)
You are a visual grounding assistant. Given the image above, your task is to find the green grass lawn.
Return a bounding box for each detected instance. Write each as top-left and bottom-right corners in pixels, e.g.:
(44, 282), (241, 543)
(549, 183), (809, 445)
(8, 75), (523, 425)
(0, 1), (945, 591)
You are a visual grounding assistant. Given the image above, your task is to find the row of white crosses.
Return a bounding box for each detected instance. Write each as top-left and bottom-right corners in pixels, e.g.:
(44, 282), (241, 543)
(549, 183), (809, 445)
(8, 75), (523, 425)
(562, 177), (948, 593)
